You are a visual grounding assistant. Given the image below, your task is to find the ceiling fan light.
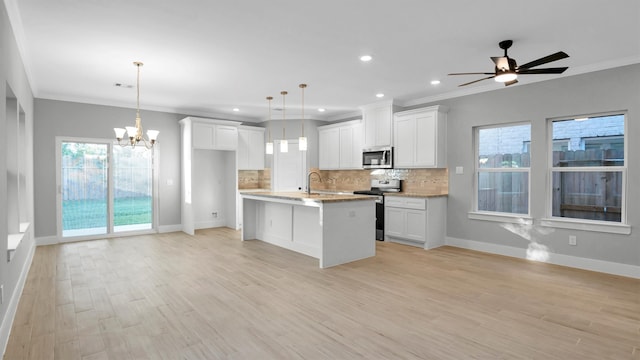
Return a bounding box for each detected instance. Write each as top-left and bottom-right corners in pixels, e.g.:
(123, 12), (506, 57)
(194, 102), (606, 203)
(495, 72), (517, 83)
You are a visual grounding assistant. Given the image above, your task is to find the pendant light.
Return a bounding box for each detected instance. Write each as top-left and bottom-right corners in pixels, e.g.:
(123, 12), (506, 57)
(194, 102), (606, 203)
(113, 61), (159, 149)
(265, 96), (274, 155)
(298, 83), (308, 151)
(280, 91), (288, 153)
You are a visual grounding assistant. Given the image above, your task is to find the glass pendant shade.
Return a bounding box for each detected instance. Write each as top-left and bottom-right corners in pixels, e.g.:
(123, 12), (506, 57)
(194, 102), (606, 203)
(280, 140), (288, 153)
(298, 136), (308, 151)
(265, 142), (274, 154)
(147, 130), (159, 143)
(125, 126), (138, 138)
(114, 127), (127, 139)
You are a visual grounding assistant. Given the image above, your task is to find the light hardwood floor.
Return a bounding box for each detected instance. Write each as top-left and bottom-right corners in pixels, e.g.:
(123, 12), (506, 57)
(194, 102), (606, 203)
(4, 228), (639, 359)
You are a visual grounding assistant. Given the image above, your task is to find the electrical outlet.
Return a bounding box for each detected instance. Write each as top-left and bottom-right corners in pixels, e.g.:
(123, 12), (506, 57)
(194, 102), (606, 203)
(212, 212), (218, 218)
(348, 210), (356, 217)
(569, 235), (577, 246)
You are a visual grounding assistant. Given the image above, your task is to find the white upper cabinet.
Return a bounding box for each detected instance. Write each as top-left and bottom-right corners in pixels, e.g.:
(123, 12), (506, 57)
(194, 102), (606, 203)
(339, 123), (363, 169)
(319, 127), (340, 169)
(393, 105), (448, 168)
(318, 120), (363, 170)
(191, 119), (239, 150)
(238, 126), (265, 170)
(360, 101), (397, 148)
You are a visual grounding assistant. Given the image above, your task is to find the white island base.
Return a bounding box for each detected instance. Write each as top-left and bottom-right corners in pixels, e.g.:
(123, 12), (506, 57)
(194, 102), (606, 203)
(241, 193), (376, 268)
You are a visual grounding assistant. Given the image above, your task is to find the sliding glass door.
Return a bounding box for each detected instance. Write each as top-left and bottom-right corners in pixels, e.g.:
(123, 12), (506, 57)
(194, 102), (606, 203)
(61, 142), (109, 237)
(59, 139), (154, 238)
(113, 145), (153, 232)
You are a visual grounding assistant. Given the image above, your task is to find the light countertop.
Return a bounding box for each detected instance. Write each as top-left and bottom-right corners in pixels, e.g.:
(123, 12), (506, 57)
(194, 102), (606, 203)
(239, 191), (376, 203)
(385, 192), (448, 198)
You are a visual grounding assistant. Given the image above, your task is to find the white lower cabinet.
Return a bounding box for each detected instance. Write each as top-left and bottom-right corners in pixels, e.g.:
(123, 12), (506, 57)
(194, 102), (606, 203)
(384, 196), (446, 249)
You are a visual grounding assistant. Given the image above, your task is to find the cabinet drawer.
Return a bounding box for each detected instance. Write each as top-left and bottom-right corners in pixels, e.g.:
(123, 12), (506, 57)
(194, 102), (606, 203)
(385, 197), (426, 210)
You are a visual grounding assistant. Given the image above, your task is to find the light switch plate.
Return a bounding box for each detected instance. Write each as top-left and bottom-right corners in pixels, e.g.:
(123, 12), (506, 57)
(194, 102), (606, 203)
(455, 166), (464, 175)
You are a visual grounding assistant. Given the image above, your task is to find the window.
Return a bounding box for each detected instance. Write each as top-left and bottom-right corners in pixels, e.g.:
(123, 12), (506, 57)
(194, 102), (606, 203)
(475, 123), (531, 216)
(549, 114), (626, 223)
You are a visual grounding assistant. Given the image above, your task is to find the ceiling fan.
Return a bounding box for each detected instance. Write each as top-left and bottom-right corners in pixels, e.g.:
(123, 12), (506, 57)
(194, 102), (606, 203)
(448, 40), (569, 87)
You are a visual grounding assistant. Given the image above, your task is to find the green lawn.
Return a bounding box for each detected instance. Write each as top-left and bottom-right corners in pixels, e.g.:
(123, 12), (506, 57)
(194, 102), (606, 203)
(62, 197), (152, 230)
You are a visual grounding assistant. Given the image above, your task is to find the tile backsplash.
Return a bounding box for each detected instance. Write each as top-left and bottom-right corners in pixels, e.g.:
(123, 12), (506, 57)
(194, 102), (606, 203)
(311, 168), (448, 195)
(239, 167), (448, 195)
(238, 169), (270, 190)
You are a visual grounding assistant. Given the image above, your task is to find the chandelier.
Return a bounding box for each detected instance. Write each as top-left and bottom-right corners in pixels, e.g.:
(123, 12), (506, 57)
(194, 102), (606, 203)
(113, 61), (159, 148)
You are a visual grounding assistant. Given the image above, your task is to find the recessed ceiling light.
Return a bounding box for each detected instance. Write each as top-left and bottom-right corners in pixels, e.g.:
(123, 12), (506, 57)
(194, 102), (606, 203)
(376, 93), (384, 98)
(360, 55), (372, 62)
(233, 108), (240, 112)
(317, 108), (326, 112)
(430, 80), (441, 85)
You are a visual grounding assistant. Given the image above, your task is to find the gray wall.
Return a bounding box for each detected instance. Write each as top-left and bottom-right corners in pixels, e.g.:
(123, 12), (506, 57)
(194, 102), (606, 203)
(1, 0), (36, 349)
(34, 99), (185, 237)
(425, 64), (639, 266)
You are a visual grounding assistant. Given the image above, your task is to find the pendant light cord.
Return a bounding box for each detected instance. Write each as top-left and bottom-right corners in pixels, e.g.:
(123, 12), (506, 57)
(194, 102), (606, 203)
(281, 91), (287, 139)
(299, 84), (306, 137)
(267, 96), (273, 141)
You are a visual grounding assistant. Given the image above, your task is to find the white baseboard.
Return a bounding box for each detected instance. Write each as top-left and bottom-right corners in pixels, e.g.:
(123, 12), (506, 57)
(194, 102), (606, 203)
(446, 236), (640, 279)
(158, 224), (182, 233)
(36, 225), (184, 245)
(195, 219), (227, 230)
(0, 240), (36, 355)
(35, 235), (59, 246)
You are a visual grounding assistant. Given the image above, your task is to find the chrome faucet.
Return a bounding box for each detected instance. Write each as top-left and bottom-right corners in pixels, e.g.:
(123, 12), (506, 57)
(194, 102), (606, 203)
(307, 171), (322, 195)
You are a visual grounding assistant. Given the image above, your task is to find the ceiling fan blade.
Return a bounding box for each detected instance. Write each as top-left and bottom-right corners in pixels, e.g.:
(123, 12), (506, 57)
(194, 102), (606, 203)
(458, 76), (495, 87)
(448, 72), (495, 75)
(518, 51), (569, 70)
(517, 67), (568, 74)
(504, 79), (518, 86)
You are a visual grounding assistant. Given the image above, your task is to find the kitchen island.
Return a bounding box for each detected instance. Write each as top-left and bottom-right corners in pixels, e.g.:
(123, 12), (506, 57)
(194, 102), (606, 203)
(240, 192), (376, 268)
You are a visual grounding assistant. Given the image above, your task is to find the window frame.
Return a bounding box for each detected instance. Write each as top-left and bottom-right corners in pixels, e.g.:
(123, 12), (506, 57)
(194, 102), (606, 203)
(542, 111), (630, 234)
(469, 122), (532, 224)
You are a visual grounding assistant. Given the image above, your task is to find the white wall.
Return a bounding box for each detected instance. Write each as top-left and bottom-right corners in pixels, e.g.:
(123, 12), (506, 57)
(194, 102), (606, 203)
(419, 64), (640, 272)
(0, 0), (36, 352)
(34, 99), (185, 238)
(192, 149), (236, 228)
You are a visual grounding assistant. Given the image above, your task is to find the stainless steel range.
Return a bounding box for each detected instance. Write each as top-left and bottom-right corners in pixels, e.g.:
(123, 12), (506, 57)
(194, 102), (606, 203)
(353, 179), (401, 240)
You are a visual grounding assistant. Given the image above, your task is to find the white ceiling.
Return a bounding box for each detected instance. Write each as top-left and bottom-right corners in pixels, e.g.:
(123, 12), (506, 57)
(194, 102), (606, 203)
(6, 0), (640, 122)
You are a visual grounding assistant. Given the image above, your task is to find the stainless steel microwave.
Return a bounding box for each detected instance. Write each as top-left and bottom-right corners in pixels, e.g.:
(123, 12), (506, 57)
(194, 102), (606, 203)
(362, 146), (393, 169)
